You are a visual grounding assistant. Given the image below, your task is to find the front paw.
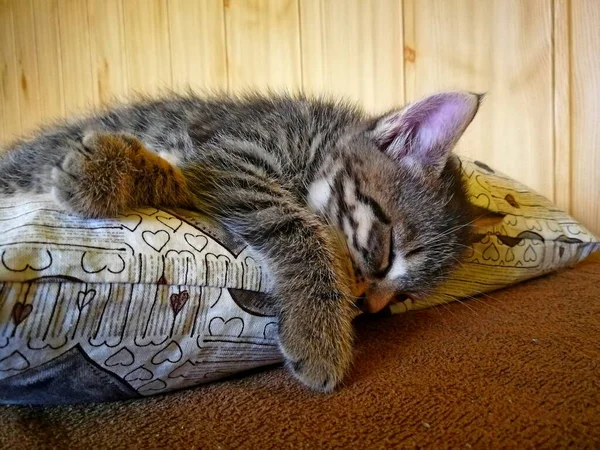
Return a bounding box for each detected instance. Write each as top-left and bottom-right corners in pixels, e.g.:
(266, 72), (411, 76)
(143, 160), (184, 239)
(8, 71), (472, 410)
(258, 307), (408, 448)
(278, 304), (354, 392)
(51, 132), (138, 217)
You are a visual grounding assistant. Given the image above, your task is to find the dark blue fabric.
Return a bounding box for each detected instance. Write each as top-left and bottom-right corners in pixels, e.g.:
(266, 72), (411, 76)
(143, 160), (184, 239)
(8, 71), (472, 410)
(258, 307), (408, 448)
(0, 345), (140, 405)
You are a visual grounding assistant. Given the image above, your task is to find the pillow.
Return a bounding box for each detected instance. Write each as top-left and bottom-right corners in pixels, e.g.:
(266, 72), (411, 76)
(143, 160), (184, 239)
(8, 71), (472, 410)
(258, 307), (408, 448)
(387, 158), (600, 314)
(0, 157), (598, 404)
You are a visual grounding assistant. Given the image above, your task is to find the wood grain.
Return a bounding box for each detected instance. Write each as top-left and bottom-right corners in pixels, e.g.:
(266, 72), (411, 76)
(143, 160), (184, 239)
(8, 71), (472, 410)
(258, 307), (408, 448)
(225, 0), (302, 92)
(0, 0), (22, 144)
(403, 0), (554, 201)
(57, 0), (95, 113)
(0, 0), (598, 233)
(87, 0), (129, 105)
(300, 0), (404, 113)
(553, 0), (571, 213)
(122, 0), (172, 95)
(32, 0), (65, 124)
(168, 0), (228, 93)
(11, 0), (43, 136)
(570, 0), (600, 235)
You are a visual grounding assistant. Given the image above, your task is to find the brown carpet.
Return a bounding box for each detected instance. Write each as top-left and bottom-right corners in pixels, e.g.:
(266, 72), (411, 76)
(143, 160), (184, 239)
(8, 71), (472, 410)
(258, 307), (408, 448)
(1, 257), (599, 449)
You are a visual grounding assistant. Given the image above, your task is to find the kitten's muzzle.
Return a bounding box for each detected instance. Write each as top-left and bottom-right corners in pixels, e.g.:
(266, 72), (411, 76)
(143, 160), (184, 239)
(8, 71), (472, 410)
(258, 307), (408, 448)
(360, 288), (413, 314)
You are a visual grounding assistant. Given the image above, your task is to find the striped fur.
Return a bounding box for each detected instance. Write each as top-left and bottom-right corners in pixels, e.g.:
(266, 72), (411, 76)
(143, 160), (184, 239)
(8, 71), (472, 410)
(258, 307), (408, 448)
(0, 92), (478, 391)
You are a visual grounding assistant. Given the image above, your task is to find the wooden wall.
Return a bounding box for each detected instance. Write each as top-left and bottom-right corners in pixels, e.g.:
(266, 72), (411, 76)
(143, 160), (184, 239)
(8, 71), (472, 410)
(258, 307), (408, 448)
(0, 0), (598, 234)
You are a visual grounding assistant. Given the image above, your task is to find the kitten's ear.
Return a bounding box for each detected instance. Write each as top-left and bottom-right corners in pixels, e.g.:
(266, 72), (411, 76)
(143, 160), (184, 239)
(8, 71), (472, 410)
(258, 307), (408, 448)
(369, 91), (482, 176)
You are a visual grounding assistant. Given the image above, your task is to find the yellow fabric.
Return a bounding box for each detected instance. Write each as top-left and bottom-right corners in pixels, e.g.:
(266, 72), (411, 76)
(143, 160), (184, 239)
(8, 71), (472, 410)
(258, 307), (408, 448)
(390, 157), (600, 314)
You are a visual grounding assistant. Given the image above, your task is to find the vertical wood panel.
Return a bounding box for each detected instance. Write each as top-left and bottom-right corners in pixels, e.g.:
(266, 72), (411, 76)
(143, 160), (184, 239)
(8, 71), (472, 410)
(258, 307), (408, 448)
(571, 0), (600, 235)
(300, 0), (404, 113)
(33, 0), (65, 122)
(0, 0), (598, 233)
(168, 0), (228, 93)
(553, 0), (571, 213)
(403, 0), (555, 201)
(0, 0), (22, 144)
(87, 0), (129, 105)
(11, 0), (43, 135)
(58, 0), (95, 112)
(225, 0), (302, 92)
(122, 0), (172, 95)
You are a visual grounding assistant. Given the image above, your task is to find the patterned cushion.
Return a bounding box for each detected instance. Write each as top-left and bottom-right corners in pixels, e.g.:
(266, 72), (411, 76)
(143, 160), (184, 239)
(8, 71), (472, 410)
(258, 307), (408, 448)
(0, 157), (598, 404)
(387, 158), (600, 314)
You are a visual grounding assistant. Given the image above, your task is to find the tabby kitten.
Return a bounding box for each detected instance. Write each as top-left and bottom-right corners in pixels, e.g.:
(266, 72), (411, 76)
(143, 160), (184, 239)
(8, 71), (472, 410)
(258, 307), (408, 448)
(0, 91), (479, 391)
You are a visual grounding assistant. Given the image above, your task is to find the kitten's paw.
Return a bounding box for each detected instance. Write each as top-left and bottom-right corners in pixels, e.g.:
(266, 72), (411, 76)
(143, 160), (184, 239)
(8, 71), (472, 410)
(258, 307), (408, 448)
(279, 303), (354, 392)
(51, 132), (140, 217)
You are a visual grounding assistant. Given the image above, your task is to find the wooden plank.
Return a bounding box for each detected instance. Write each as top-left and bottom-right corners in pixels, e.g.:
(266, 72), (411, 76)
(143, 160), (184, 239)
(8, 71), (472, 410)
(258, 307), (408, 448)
(33, 0), (65, 124)
(11, 0), (43, 136)
(225, 0), (302, 92)
(403, 0), (555, 201)
(58, 0), (95, 113)
(570, 0), (600, 235)
(553, 0), (571, 213)
(168, 0), (228, 93)
(0, 0), (22, 145)
(402, 0), (415, 103)
(122, 0), (172, 95)
(300, 0), (404, 113)
(87, 0), (129, 106)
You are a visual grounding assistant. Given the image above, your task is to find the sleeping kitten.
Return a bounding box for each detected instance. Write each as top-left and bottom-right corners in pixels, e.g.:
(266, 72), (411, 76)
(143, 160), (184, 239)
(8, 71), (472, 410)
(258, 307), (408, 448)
(0, 91), (479, 391)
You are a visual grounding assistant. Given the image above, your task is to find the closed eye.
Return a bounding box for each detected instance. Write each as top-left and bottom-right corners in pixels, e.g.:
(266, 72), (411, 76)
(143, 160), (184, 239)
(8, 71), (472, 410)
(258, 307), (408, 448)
(372, 265), (391, 279)
(372, 229), (394, 279)
(405, 247), (424, 258)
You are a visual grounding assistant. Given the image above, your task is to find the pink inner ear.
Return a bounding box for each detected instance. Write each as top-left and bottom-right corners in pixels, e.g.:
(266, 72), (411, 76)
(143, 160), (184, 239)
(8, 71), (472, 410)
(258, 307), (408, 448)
(416, 96), (472, 152)
(377, 92), (480, 169)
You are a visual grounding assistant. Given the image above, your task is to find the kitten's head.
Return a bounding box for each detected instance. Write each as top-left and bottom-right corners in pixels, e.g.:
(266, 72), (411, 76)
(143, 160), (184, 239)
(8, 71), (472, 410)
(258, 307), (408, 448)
(311, 91), (481, 312)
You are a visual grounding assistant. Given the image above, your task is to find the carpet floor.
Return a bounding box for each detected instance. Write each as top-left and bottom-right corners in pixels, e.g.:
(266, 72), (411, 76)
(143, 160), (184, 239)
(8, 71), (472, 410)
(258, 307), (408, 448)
(1, 257), (598, 449)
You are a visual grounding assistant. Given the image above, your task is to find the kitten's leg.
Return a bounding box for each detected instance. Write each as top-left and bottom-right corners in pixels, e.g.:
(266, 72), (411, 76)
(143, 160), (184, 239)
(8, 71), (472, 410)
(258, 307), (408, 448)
(236, 207), (354, 392)
(53, 132), (356, 390)
(184, 166), (356, 391)
(52, 132), (192, 217)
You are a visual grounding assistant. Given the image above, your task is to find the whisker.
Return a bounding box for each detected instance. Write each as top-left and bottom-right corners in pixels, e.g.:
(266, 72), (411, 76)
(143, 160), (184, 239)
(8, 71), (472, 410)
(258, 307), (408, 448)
(418, 217), (482, 246)
(469, 290), (504, 305)
(430, 292), (482, 315)
(424, 293), (460, 317)
(450, 297), (479, 314)
(457, 293), (502, 312)
(432, 300), (458, 319)
(417, 213), (489, 248)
